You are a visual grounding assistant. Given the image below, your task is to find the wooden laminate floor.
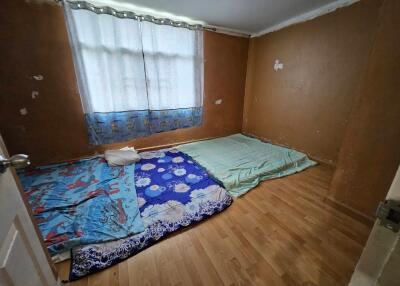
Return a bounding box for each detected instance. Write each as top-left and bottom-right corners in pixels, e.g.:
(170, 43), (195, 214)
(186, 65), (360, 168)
(57, 164), (371, 286)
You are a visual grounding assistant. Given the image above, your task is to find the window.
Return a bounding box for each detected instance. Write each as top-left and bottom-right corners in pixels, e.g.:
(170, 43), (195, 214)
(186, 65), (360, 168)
(64, 3), (203, 144)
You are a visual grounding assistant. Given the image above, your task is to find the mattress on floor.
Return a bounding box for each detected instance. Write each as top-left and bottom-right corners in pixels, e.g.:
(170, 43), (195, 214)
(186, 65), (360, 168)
(69, 148), (232, 280)
(17, 157), (144, 255)
(177, 133), (317, 197)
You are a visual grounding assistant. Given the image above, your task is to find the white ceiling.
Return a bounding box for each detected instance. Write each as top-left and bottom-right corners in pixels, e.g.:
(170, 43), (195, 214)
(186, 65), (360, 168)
(100, 0), (354, 35)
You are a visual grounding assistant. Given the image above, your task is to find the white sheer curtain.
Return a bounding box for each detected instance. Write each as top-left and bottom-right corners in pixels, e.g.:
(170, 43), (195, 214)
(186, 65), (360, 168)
(63, 3), (204, 144)
(64, 7), (148, 112)
(141, 21), (203, 110)
(64, 5), (203, 113)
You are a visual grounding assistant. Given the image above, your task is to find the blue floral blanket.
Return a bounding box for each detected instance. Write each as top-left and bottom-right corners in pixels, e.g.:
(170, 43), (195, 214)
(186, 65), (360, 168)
(18, 157), (144, 255)
(70, 148), (233, 280)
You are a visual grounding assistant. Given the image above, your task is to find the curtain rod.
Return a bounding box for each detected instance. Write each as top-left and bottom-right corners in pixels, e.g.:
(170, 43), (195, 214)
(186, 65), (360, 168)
(61, 0), (204, 31)
(55, 0), (249, 37)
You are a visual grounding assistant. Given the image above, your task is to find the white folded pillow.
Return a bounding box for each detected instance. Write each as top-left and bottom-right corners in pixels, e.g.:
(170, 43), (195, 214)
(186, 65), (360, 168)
(104, 147), (141, 166)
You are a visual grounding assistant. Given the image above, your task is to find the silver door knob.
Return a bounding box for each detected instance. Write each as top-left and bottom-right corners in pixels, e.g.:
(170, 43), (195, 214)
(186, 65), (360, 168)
(0, 154), (30, 173)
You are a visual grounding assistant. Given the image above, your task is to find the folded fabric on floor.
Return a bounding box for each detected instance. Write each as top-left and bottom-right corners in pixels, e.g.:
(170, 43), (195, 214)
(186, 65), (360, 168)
(177, 133), (317, 197)
(17, 157), (144, 255)
(104, 147), (141, 166)
(69, 148), (232, 280)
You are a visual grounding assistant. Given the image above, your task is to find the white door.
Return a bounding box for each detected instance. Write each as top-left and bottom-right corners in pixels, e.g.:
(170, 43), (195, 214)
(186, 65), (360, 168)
(349, 165), (400, 286)
(0, 135), (58, 286)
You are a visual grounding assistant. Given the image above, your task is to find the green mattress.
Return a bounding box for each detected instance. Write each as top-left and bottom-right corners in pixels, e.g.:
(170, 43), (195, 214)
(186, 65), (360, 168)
(177, 134), (317, 197)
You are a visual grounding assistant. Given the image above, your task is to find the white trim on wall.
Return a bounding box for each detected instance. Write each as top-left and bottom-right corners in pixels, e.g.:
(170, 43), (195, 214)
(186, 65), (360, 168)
(251, 0), (360, 38)
(64, 0), (359, 38)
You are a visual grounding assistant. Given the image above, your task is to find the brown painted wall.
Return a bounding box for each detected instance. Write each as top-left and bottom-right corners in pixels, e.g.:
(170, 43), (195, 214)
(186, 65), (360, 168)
(0, 0), (249, 165)
(330, 0), (400, 217)
(2, 0), (398, 220)
(0, 1), (93, 166)
(243, 0), (383, 165)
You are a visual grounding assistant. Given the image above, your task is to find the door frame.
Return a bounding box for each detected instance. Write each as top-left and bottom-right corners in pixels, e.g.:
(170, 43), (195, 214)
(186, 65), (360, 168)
(0, 135), (58, 280)
(349, 165), (400, 285)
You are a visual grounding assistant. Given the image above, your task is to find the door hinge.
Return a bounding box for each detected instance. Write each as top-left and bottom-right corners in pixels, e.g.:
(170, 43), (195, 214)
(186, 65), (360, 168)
(376, 199), (400, 233)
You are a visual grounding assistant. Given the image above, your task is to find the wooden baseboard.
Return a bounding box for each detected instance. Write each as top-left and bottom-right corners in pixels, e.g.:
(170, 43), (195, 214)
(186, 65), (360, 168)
(309, 156), (336, 168)
(33, 136), (220, 166)
(242, 132), (337, 167)
(324, 196), (375, 227)
(135, 136), (218, 152)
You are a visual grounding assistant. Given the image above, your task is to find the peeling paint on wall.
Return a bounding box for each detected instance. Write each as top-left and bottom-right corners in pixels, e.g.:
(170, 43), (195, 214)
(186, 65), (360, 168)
(32, 75), (44, 81)
(274, 59), (284, 71)
(31, 91), (39, 99)
(20, 108), (28, 116)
